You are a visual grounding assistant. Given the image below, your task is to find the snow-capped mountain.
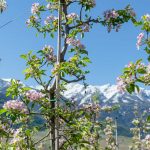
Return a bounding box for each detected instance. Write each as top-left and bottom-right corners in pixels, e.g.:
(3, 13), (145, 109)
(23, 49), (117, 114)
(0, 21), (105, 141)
(1, 79), (150, 136)
(64, 83), (150, 105)
(64, 83), (150, 136)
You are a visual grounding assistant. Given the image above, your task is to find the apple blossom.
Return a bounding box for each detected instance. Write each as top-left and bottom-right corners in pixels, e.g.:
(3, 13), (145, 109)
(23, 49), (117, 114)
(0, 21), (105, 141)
(80, 23), (90, 32)
(136, 32), (145, 50)
(80, 0), (96, 7)
(66, 37), (85, 49)
(26, 16), (38, 26)
(0, 0), (6, 13)
(66, 13), (78, 20)
(31, 3), (40, 14)
(44, 15), (58, 25)
(42, 45), (56, 62)
(104, 10), (119, 21)
(25, 90), (44, 101)
(10, 128), (24, 145)
(3, 100), (28, 113)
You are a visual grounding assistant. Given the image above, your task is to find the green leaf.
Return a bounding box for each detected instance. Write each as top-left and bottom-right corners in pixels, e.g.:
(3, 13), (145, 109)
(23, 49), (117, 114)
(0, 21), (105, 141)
(82, 57), (91, 63)
(0, 109), (7, 115)
(147, 115), (150, 122)
(148, 55), (150, 62)
(50, 33), (54, 38)
(145, 47), (150, 54)
(20, 54), (27, 60)
(137, 68), (146, 74)
(81, 33), (84, 38)
(126, 84), (135, 94)
(25, 129), (31, 136)
(135, 59), (142, 65)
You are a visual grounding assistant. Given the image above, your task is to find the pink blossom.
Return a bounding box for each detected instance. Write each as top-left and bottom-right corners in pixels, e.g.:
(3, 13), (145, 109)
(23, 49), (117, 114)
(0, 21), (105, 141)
(80, 23), (90, 32)
(10, 128), (24, 145)
(26, 16), (38, 26)
(42, 45), (56, 62)
(125, 62), (132, 68)
(66, 13), (78, 20)
(136, 32), (144, 50)
(31, 3), (40, 14)
(3, 100), (28, 113)
(145, 135), (150, 141)
(43, 45), (54, 52)
(25, 90), (44, 101)
(66, 37), (77, 46)
(44, 15), (58, 25)
(104, 10), (119, 21)
(116, 77), (126, 93)
(66, 37), (85, 49)
(80, 0), (96, 7)
(0, 0), (7, 13)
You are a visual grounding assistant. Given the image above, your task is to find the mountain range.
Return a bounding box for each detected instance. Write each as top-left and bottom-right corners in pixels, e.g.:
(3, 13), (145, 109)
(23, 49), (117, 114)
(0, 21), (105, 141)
(1, 79), (150, 136)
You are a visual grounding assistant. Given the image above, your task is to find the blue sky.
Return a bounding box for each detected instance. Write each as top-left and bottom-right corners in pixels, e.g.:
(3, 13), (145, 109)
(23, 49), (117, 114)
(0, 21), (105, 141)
(0, 0), (149, 86)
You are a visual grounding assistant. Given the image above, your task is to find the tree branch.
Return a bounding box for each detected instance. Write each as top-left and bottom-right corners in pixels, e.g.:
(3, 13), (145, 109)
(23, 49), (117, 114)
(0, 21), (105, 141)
(60, 75), (85, 83)
(69, 17), (101, 30)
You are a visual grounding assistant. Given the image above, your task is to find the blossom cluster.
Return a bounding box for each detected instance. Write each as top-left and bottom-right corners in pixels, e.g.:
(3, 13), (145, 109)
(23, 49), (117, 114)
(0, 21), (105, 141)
(26, 15), (38, 26)
(0, 121), (14, 136)
(103, 6), (136, 33)
(31, 3), (40, 15)
(103, 9), (121, 32)
(82, 103), (100, 113)
(80, 0), (96, 8)
(25, 90), (44, 102)
(116, 76), (133, 93)
(142, 134), (150, 149)
(0, 0), (7, 13)
(117, 61), (150, 93)
(10, 128), (24, 146)
(3, 100), (28, 114)
(66, 13), (78, 20)
(66, 37), (85, 49)
(44, 15), (58, 25)
(136, 33), (145, 50)
(104, 117), (116, 150)
(42, 45), (56, 62)
(46, 3), (57, 10)
(79, 23), (90, 32)
(104, 10), (119, 21)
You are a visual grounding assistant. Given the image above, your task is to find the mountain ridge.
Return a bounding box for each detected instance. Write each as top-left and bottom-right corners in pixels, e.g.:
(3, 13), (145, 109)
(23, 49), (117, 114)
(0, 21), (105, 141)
(0, 79), (150, 136)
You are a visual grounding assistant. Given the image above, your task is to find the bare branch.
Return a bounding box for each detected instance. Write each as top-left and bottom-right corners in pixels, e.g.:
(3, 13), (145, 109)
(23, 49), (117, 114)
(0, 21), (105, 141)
(60, 75), (85, 83)
(33, 130), (51, 145)
(69, 17), (101, 30)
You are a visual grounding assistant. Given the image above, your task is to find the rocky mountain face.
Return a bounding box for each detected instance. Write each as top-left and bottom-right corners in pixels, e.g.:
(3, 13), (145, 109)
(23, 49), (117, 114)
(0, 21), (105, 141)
(1, 79), (150, 136)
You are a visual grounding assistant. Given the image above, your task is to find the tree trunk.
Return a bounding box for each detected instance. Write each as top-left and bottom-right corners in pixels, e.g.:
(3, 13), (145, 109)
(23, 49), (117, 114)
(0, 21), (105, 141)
(50, 91), (56, 150)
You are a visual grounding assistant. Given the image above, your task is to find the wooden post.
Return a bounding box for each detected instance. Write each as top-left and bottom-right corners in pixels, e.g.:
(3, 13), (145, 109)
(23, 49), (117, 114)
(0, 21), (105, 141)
(55, 0), (62, 149)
